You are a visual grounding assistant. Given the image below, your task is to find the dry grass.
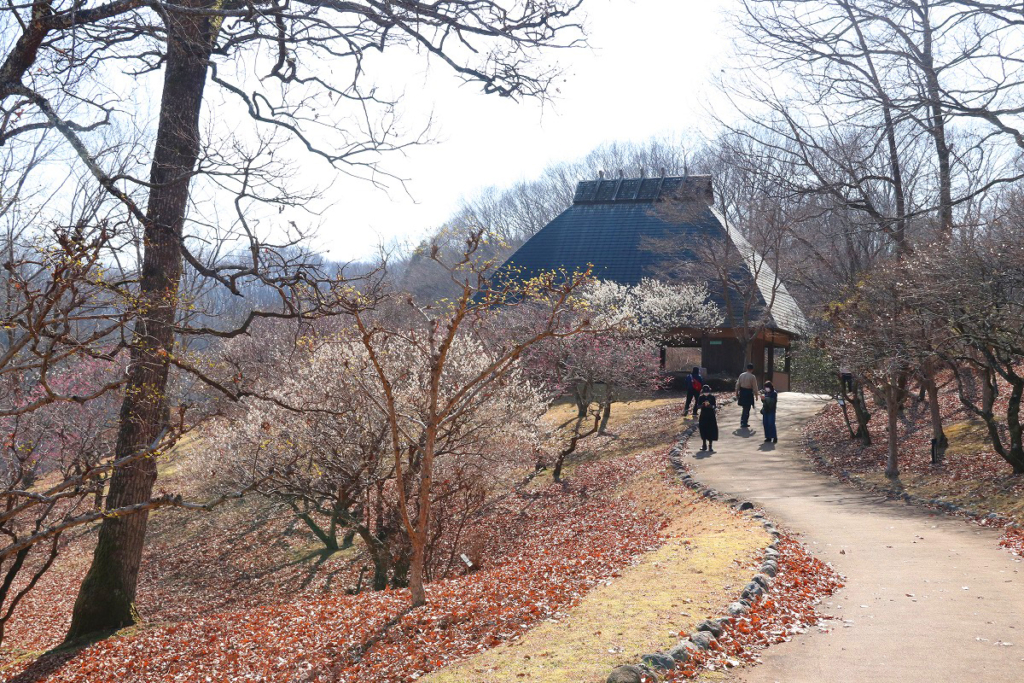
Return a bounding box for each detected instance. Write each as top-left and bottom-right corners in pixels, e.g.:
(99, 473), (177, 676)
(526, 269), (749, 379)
(945, 418), (993, 456)
(424, 447), (766, 683)
(539, 397), (694, 483)
(856, 468), (1024, 521)
(543, 396), (687, 430)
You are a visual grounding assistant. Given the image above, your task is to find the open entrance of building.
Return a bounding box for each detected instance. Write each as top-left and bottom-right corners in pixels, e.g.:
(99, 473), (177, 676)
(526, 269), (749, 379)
(661, 328), (794, 391)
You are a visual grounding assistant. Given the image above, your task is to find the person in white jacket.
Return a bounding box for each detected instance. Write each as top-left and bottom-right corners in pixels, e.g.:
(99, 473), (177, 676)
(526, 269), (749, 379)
(735, 363), (759, 429)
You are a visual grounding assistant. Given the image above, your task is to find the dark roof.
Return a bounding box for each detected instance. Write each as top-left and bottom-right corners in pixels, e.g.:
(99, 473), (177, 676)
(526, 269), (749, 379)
(492, 175), (807, 334)
(573, 175), (715, 204)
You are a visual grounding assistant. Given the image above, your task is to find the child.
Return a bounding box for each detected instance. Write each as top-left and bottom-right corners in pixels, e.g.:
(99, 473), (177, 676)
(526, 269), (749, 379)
(697, 385), (719, 452)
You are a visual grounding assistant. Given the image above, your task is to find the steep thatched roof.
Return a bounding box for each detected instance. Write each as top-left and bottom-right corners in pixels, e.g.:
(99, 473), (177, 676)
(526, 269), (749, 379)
(491, 175), (807, 335)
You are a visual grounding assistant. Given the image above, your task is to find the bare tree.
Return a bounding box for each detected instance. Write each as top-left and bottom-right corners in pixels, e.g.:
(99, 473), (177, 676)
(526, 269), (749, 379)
(918, 233), (1024, 473)
(330, 231), (593, 608)
(722, 0), (1024, 453)
(0, 0), (589, 639)
(828, 263), (925, 479)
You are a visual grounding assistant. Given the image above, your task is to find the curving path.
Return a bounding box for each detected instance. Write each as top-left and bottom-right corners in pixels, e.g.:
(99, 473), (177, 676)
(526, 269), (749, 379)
(690, 393), (1023, 683)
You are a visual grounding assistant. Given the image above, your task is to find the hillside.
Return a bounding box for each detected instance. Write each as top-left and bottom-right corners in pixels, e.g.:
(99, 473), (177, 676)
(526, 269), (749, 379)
(803, 374), (1024, 547)
(2, 396), (802, 682)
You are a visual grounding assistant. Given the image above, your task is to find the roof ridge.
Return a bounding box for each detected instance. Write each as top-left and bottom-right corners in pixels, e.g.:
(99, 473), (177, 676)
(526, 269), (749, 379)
(572, 175), (713, 205)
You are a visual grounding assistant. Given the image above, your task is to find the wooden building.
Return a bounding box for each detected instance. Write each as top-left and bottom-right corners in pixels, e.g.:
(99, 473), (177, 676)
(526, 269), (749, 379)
(491, 174), (807, 390)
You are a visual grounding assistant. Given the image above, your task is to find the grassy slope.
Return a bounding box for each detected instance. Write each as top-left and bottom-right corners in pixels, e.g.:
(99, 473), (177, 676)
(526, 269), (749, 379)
(3, 395), (766, 682)
(426, 400), (767, 683)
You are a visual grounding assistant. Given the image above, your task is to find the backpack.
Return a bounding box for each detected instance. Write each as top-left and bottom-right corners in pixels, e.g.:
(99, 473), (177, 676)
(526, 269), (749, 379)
(691, 375), (703, 392)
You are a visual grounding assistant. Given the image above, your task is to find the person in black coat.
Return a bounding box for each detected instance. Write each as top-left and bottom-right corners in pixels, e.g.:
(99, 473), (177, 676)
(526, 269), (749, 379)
(761, 380), (779, 443)
(697, 385), (719, 452)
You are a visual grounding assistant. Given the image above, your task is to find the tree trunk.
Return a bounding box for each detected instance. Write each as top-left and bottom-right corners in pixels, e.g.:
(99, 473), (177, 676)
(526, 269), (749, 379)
(919, 2), (955, 243)
(1005, 379), (1024, 475)
(959, 364), (1024, 474)
(390, 550), (411, 588)
(552, 452), (567, 482)
(354, 526), (392, 591)
(838, 400), (856, 439)
(598, 399), (612, 434)
(408, 533), (427, 605)
(297, 512), (340, 552)
(66, 4), (218, 642)
(553, 412), (600, 482)
(885, 386), (900, 480)
(844, 380), (872, 446)
(408, 422), (436, 608)
(574, 382), (590, 418)
(371, 553), (390, 591)
(925, 375), (948, 460)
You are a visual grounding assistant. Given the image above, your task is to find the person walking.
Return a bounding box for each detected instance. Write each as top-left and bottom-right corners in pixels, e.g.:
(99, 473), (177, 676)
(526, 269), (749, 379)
(761, 380), (778, 443)
(839, 364), (854, 393)
(736, 363), (759, 429)
(697, 385), (718, 452)
(683, 366), (703, 417)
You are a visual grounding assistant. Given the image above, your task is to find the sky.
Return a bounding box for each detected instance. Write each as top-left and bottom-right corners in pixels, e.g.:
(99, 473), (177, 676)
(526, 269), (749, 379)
(313, 0), (735, 261)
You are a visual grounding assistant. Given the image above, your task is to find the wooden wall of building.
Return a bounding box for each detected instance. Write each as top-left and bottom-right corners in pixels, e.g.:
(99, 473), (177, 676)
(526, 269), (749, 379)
(664, 327), (795, 391)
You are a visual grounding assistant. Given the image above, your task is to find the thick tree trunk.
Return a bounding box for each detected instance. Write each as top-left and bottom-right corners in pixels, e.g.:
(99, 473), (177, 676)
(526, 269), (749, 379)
(959, 365), (1024, 475)
(353, 526), (392, 591)
(885, 386), (900, 480)
(298, 512), (340, 552)
(925, 376), (948, 460)
(920, 2), (955, 243)
(408, 422), (436, 608)
(573, 382), (590, 418)
(1005, 379), (1024, 475)
(391, 551), (411, 588)
(843, 380), (872, 446)
(598, 399), (612, 434)
(66, 4), (217, 641)
(370, 544), (392, 591)
(409, 541), (426, 606)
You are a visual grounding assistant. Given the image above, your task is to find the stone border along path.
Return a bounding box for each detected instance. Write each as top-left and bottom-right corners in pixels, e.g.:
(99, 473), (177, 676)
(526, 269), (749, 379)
(804, 437), (1019, 529)
(605, 400), (788, 683)
(687, 392), (1024, 683)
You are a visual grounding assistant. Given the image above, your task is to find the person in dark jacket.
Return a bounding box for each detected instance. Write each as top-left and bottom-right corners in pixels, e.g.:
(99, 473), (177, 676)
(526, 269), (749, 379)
(697, 385), (719, 452)
(761, 380), (778, 443)
(683, 366), (703, 417)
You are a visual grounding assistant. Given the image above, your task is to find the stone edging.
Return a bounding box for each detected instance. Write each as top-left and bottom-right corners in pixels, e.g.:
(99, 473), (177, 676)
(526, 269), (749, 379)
(604, 402), (782, 683)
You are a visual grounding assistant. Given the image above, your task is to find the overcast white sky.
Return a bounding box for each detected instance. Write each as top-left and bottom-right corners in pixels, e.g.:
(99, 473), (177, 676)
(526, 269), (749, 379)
(314, 0), (734, 261)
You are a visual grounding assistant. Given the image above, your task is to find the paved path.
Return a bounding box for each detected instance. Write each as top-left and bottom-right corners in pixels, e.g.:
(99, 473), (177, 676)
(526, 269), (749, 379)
(690, 393), (1023, 683)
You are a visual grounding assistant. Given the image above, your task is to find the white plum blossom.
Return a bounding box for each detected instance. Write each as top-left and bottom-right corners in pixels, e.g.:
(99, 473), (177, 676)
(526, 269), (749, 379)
(582, 278), (722, 340)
